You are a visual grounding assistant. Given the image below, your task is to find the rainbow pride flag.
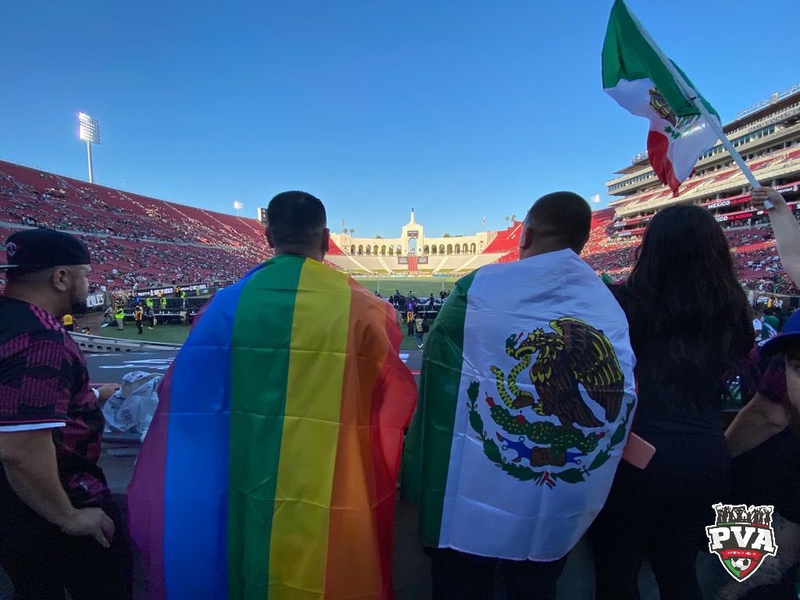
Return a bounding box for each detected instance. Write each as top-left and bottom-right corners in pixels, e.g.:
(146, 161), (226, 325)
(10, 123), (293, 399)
(127, 255), (418, 600)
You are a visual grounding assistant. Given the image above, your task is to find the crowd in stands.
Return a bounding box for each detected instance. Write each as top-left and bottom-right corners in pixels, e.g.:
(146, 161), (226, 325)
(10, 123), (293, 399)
(581, 209), (640, 278)
(0, 224), (262, 291)
(2, 160), (800, 296)
(578, 212), (800, 295)
(0, 162), (298, 289)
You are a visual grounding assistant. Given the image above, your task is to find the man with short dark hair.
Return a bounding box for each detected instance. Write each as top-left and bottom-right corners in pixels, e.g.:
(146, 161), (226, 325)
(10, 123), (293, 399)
(520, 191), (592, 257)
(129, 191), (417, 598)
(0, 228), (130, 599)
(403, 192), (635, 600)
(264, 190), (329, 254)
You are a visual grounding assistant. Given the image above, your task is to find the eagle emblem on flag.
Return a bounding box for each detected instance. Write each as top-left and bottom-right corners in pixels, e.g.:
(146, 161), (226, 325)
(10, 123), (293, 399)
(648, 87), (678, 126)
(648, 87), (699, 139)
(468, 317), (635, 488)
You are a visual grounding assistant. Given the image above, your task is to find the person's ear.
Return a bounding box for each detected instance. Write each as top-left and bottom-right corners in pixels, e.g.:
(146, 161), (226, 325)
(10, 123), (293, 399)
(265, 226), (276, 249)
(51, 268), (70, 292)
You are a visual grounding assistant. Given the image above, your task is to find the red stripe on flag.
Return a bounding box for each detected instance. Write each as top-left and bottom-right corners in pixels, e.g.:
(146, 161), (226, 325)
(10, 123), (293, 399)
(371, 297), (418, 597)
(323, 281), (417, 598)
(325, 281), (384, 596)
(647, 130), (682, 195)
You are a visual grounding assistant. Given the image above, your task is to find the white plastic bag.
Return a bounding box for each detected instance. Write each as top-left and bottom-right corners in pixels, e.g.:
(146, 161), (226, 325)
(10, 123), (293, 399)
(102, 371), (162, 439)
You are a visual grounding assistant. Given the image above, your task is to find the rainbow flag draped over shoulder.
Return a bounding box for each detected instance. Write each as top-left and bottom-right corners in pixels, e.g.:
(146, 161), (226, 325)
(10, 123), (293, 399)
(127, 255), (417, 600)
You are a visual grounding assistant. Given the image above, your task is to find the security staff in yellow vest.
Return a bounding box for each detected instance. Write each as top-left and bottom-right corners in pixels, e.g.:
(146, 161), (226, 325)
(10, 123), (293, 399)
(114, 306), (125, 330)
(145, 296), (154, 310)
(160, 296), (167, 310)
(61, 313), (74, 332)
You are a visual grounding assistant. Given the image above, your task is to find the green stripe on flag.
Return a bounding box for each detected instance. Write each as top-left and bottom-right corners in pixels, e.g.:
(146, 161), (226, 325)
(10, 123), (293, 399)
(409, 270), (476, 546)
(602, 0), (718, 119)
(228, 255), (304, 598)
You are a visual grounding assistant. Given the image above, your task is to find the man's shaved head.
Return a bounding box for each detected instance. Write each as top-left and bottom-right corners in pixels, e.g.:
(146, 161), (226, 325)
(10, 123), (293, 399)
(265, 191), (330, 260)
(519, 191), (592, 259)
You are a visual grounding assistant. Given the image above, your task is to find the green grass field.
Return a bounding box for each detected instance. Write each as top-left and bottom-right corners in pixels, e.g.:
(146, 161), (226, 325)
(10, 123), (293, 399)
(177, 278), (459, 301)
(98, 323), (190, 345)
(353, 276), (460, 297)
(98, 277), (452, 352)
(101, 320), (426, 351)
(99, 280), (453, 352)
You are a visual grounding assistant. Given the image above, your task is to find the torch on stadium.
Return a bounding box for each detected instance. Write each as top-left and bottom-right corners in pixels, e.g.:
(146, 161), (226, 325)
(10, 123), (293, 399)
(77, 112), (99, 183)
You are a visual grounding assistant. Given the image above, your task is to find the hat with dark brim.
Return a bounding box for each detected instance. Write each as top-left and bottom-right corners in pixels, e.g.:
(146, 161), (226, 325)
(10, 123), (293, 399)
(761, 309), (800, 356)
(0, 228), (91, 270)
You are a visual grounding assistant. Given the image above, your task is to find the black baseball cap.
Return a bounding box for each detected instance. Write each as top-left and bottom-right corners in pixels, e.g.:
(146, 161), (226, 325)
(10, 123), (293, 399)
(0, 228), (91, 271)
(761, 309), (800, 356)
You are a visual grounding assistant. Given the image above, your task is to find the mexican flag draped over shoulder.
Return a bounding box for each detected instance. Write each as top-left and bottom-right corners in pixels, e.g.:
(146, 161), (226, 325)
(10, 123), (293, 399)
(603, 0), (720, 195)
(402, 250), (637, 561)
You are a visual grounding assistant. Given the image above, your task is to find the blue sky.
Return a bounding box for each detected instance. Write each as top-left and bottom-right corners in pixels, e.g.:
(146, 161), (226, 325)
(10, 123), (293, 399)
(2, 1), (798, 237)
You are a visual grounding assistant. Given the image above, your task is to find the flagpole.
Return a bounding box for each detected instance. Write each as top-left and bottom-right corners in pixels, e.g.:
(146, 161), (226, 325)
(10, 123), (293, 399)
(625, 3), (771, 208)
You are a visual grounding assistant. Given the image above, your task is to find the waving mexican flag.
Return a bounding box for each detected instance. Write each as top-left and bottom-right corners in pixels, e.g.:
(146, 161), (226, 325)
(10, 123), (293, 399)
(603, 0), (721, 195)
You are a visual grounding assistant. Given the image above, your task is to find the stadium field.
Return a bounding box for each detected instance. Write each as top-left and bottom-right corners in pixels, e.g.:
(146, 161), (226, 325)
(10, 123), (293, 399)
(95, 310), (430, 351)
(353, 276), (460, 297)
(95, 324), (190, 345)
(90, 277), (461, 351)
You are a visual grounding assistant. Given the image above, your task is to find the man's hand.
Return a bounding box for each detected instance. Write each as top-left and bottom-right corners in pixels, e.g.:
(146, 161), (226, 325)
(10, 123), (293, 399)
(60, 507), (115, 548)
(0, 428), (116, 548)
(725, 393), (788, 457)
(95, 384), (120, 404)
(751, 186), (788, 212)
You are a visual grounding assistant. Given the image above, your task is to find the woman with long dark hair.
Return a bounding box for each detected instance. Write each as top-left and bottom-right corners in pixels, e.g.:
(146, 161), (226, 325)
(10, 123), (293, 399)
(590, 206), (754, 600)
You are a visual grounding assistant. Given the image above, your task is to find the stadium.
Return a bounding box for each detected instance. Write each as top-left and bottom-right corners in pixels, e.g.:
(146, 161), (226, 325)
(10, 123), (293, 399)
(6, 0), (800, 593)
(2, 84), (800, 308)
(3, 82), (800, 599)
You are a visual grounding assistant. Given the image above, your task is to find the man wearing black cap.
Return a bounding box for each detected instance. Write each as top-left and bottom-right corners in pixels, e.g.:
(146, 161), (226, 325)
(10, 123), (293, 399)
(0, 228), (130, 599)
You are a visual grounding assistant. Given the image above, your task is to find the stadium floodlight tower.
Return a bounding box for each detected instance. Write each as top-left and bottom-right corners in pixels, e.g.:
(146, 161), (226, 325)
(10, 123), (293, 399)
(77, 112), (99, 183)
